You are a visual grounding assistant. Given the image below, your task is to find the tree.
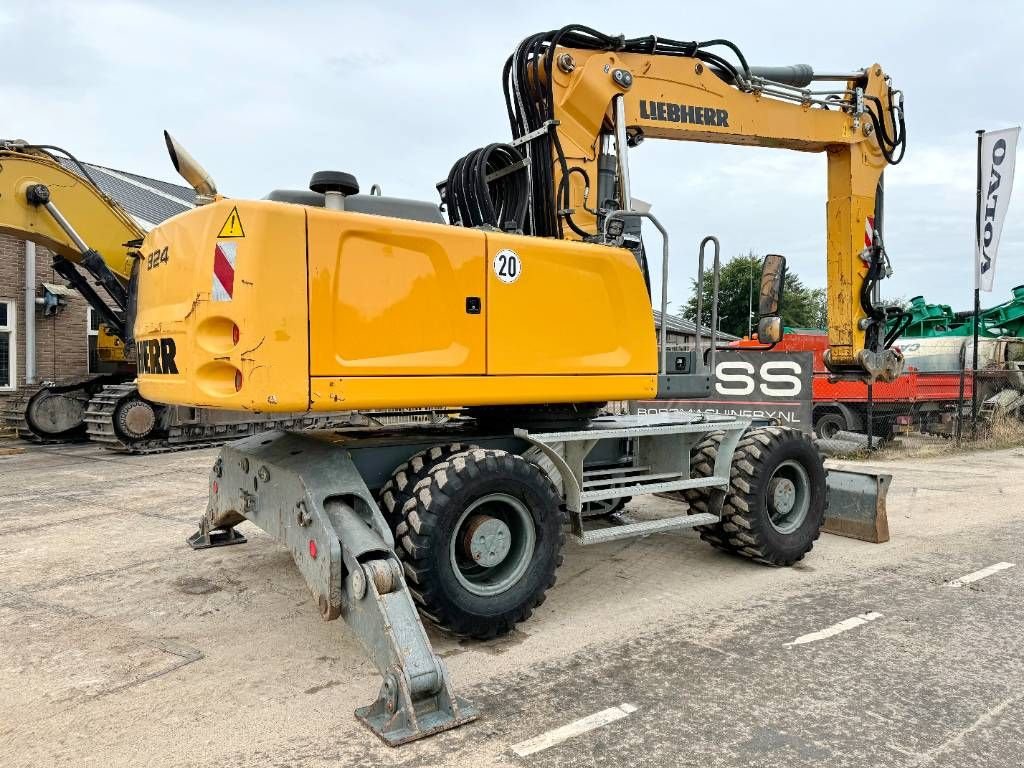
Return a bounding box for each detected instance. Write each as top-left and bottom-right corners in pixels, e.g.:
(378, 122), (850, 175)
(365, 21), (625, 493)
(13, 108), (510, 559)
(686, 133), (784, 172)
(809, 287), (828, 329)
(680, 252), (825, 337)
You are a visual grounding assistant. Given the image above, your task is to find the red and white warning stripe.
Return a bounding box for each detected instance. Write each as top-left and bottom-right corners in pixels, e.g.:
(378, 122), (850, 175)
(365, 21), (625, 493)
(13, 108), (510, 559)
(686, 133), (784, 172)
(212, 242), (236, 301)
(864, 216), (875, 249)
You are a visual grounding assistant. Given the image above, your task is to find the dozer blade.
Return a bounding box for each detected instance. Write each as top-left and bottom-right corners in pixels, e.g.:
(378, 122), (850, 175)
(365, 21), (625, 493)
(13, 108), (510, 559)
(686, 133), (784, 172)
(189, 431), (477, 745)
(823, 468), (891, 543)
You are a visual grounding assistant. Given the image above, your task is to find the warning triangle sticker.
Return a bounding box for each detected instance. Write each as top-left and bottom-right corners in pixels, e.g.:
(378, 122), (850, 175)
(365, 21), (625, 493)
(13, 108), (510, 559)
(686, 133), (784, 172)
(217, 206), (245, 238)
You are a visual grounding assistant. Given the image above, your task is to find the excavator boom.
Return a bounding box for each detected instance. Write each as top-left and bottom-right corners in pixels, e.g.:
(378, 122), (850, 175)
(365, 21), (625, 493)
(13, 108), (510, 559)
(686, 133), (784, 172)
(499, 29), (906, 380)
(0, 143), (143, 275)
(0, 142), (144, 341)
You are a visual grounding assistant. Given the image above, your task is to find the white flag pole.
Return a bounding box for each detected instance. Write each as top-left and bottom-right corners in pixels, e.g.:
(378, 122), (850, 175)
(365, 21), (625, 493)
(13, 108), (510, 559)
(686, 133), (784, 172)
(971, 128), (983, 437)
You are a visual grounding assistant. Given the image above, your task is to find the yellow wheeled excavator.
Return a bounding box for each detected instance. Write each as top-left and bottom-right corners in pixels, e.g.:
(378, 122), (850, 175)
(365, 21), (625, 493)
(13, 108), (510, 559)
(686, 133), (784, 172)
(131, 25), (906, 744)
(0, 142), (364, 450)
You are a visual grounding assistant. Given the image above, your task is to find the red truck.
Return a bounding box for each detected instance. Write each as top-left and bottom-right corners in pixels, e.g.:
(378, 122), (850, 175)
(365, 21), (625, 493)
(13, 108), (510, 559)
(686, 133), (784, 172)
(734, 331), (974, 438)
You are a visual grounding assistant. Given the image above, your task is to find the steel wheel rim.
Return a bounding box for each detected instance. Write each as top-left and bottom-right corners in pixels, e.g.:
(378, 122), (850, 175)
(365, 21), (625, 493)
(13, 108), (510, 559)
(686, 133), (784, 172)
(766, 459), (811, 534)
(449, 493), (536, 597)
(819, 418), (840, 439)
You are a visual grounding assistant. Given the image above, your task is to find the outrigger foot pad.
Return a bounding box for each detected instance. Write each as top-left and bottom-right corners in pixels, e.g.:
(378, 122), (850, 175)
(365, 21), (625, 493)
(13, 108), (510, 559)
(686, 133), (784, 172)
(187, 524), (247, 550)
(355, 665), (479, 747)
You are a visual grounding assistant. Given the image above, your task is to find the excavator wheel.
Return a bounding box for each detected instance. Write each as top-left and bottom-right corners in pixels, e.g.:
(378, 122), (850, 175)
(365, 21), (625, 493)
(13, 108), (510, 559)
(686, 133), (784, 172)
(394, 448), (564, 639)
(682, 431), (739, 553)
(719, 426), (826, 566)
(24, 385), (91, 441)
(115, 397), (159, 441)
(110, 392), (162, 442)
(378, 442), (479, 528)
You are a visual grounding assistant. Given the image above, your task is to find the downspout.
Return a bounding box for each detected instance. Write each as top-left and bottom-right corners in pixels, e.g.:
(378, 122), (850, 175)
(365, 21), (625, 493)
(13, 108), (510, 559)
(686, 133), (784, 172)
(24, 240), (36, 385)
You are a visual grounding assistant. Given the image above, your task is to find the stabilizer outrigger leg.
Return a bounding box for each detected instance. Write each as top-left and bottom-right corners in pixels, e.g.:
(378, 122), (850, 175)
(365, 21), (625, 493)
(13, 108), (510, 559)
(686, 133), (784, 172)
(187, 516), (247, 549)
(189, 432), (478, 745)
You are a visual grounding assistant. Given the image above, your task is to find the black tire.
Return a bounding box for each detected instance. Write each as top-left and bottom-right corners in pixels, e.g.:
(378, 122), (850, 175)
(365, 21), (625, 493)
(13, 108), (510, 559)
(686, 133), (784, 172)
(580, 496), (631, 519)
(682, 431), (738, 553)
(395, 448), (564, 639)
(720, 426), (826, 566)
(814, 411), (847, 440)
(378, 442), (478, 528)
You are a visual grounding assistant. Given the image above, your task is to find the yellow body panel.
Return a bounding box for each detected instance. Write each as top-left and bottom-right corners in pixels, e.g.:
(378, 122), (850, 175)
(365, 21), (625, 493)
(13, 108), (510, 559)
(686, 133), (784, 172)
(135, 199), (311, 411)
(307, 209), (486, 376)
(312, 374), (655, 410)
(137, 201), (658, 412)
(484, 232), (656, 375)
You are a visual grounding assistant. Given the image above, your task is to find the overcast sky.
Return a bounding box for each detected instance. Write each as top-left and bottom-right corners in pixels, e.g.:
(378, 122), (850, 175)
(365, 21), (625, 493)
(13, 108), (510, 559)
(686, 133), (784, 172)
(2, 0), (1021, 314)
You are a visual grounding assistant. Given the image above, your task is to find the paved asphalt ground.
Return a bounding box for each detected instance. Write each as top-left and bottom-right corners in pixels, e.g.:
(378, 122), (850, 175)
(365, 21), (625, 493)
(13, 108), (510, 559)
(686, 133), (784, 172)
(1, 439), (1022, 767)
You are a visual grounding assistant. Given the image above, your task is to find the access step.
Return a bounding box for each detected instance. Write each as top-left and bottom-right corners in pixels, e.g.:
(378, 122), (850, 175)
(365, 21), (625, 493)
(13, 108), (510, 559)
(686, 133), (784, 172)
(575, 512), (719, 545)
(580, 474), (728, 504)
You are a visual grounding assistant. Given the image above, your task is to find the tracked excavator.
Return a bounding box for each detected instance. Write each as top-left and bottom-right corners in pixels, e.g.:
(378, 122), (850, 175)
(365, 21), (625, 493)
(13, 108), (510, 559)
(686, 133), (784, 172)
(0, 142), (364, 451)
(130, 26), (906, 744)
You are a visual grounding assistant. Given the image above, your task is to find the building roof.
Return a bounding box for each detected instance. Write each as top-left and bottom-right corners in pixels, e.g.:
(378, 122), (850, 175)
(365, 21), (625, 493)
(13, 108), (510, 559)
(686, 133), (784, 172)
(56, 157), (194, 230)
(652, 309), (740, 341)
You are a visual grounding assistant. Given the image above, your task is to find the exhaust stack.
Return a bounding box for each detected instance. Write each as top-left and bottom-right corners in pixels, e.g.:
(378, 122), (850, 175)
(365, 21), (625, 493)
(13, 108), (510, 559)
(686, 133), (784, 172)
(164, 130), (218, 202)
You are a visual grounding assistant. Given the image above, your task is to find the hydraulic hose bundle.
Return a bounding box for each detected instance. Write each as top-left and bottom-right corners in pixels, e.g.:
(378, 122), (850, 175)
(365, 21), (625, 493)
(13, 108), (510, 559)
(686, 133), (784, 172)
(864, 88), (907, 165)
(442, 143), (529, 231)
(860, 229), (911, 351)
(502, 25), (753, 238)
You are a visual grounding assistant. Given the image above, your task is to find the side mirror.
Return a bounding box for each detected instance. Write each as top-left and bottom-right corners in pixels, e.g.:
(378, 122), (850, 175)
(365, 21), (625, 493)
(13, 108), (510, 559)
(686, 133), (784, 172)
(757, 254), (786, 344)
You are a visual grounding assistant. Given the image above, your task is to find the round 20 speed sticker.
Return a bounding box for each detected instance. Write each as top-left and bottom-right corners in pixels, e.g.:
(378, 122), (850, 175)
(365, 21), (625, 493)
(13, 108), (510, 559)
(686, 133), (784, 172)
(492, 249), (522, 284)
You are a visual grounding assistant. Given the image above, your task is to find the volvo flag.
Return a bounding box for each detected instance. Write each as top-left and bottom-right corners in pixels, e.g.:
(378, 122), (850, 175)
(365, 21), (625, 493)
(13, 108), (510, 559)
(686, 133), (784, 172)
(977, 127), (1020, 292)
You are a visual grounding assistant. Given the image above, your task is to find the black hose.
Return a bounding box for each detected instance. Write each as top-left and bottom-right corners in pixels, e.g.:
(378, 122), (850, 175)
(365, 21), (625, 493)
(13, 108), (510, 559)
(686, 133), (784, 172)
(864, 88), (906, 165)
(23, 144), (102, 189)
(502, 25), (753, 237)
(442, 143), (529, 231)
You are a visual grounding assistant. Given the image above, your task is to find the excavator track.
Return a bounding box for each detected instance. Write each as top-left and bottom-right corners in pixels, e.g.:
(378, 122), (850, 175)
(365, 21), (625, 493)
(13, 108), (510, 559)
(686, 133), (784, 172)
(0, 385), (45, 441)
(3, 377), (124, 443)
(83, 383), (364, 454)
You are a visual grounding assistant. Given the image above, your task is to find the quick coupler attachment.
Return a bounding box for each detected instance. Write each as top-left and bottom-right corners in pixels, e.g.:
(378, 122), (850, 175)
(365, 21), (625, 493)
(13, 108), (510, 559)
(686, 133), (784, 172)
(190, 432), (478, 745)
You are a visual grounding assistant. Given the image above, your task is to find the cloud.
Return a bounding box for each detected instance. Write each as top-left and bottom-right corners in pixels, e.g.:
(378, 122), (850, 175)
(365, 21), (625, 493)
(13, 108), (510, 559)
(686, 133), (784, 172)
(1, 0), (1022, 311)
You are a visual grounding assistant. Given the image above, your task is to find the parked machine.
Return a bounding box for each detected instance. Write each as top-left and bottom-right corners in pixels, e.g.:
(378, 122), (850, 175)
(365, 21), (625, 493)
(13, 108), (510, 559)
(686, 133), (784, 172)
(738, 289), (1024, 438)
(129, 26), (906, 744)
(0, 141), (365, 451)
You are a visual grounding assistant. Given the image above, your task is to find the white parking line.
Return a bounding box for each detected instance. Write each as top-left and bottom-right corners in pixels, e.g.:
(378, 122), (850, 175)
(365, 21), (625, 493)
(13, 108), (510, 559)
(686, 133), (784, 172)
(948, 562), (1015, 587)
(511, 703), (637, 757)
(784, 612), (883, 648)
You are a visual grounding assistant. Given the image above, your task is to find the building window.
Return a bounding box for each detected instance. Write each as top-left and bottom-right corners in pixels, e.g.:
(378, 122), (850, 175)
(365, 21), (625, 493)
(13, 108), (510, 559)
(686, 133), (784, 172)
(0, 300), (16, 391)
